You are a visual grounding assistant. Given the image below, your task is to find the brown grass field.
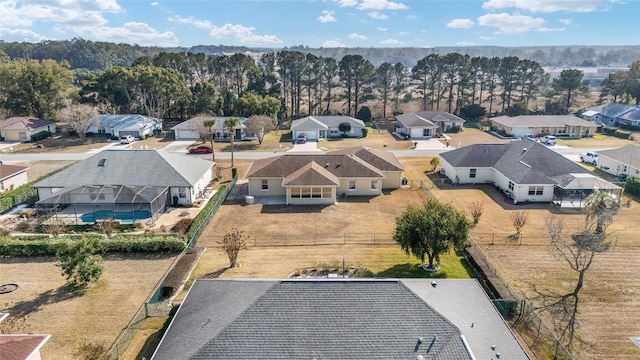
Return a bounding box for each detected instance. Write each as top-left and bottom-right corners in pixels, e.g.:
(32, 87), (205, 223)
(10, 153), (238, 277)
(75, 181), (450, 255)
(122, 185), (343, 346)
(0, 254), (176, 359)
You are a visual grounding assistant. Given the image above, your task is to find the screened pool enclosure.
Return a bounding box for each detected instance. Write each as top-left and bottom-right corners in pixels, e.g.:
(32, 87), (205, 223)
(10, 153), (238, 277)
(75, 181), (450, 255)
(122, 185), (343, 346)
(35, 185), (169, 225)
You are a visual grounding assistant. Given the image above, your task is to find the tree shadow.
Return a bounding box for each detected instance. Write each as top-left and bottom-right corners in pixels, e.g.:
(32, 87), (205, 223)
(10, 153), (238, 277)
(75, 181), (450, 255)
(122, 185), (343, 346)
(134, 306), (178, 360)
(375, 263), (448, 279)
(260, 204), (329, 214)
(5, 284), (85, 317)
(203, 267), (230, 278)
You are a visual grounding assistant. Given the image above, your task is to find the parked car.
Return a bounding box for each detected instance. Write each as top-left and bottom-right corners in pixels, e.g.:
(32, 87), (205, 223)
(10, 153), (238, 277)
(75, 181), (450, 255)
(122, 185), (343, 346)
(579, 152), (598, 165)
(296, 133), (307, 144)
(542, 135), (556, 145)
(120, 135), (135, 144)
(188, 145), (213, 154)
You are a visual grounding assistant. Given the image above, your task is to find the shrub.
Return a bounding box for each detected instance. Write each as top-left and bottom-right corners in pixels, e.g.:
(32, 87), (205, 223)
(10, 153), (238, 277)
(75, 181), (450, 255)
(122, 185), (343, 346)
(19, 210), (35, 218)
(171, 218), (193, 234)
(231, 167), (237, 178)
(361, 127), (368, 137)
(0, 227), (10, 237)
(614, 129), (632, 139)
(624, 176), (640, 197)
(31, 131), (51, 142)
(356, 106), (372, 122)
(186, 185), (227, 240)
(56, 236), (104, 288)
(393, 108), (404, 116)
(15, 221), (31, 232)
(445, 125), (461, 133)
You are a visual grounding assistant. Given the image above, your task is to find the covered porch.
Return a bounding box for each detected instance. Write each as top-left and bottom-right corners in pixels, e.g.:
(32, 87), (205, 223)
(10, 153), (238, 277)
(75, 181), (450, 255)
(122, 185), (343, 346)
(552, 173), (622, 208)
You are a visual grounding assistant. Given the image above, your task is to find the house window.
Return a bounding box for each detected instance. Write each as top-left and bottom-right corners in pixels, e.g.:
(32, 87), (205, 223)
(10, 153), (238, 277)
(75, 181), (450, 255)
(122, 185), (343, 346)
(528, 186), (543, 196)
(423, 129), (429, 136)
(291, 187), (301, 198)
(371, 180), (378, 190)
(179, 188), (187, 198)
(469, 169), (477, 178)
(261, 180), (269, 191)
(508, 181), (514, 191)
(348, 180), (356, 191)
(301, 187), (311, 198)
(322, 188), (332, 198)
(312, 188), (322, 198)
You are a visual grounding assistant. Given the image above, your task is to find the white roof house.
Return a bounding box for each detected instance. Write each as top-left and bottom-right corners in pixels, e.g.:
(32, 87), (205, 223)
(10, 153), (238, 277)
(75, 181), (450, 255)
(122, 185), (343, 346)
(171, 116), (249, 141)
(291, 116), (365, 140)
(87, 114), (163, 138)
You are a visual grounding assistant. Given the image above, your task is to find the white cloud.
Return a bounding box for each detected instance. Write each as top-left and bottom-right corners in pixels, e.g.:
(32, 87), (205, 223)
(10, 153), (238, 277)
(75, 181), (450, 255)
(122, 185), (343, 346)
(482, 0), (603, 13)
(318, 10), (337, 23)
(456, 41), (476, 46)
(151, 2), (159, 5)
(209, 23), (282, 44)
(71, 22), (179, 46)
(538, 27), (565, 32)
(479, 35), (497, 40)
(477, 13), (546, 34)
(407, 15), (418, 20)
(398, 31), (409, 35)
(0, 0), (122, 28)
(349, 32), (368, 40)
(380, 38), (400, 44)
(447, 18), (475, 29)
(167, 15), (213, 30)
(558, 18), (573, 25)
(337, 0), (358, 7)
(358, 0), (409, 10)
(378, 27), (387, 31)
(367, 11), (388, 20)
(0, 27), (46, 42)
(322, 39), (347, 47)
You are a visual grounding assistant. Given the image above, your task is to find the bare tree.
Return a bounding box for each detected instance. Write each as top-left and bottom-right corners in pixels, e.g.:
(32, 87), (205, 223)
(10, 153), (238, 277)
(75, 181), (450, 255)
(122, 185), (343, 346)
(99, 217), (118, 239)
(58, 102), (98, 142)
(511, 210), (528, 240)
(468, 201), (484, 225)
(218, 228), (248, 268)
(245, 115), (275, 145)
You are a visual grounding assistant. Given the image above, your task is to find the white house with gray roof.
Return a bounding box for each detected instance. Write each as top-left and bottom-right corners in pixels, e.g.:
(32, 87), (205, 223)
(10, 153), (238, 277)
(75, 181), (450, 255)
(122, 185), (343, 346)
(291, 115), (364, 140)
(87, 114), (163, 139)
(583, 103), (640, 127)
(152, 279), (530, 360)
(490, 115), (597, 138)
(33, 150), (213, 223)
(395, 111), (465, 138)
(596, 145), (640, 178)
(440, 140), (620, 206)
(171, 116), (249, 141)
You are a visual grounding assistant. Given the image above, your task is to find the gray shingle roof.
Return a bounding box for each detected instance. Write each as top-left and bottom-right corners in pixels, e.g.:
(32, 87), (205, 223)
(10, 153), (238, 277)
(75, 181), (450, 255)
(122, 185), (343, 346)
(490, 115), (595, 127)
(0, 117), (56, 131)
(291, 115), (365, 130)
(33, 150), (213, 189)
(171, 117), (248, 131)
(396, 111), (465, 128)
(246, 154), (385, 180)
(589, 102), (640, 118)
(93, 114), (162, 130)
(598, 145), (640, 169)
(283, 161), (341, 186)
(441, 140), (590, 185)
(328, 146), (404, 172)
(153, 279), (472, 360)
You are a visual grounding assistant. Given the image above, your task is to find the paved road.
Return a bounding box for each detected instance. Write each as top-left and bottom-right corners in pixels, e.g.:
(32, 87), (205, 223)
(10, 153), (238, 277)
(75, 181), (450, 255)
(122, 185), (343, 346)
(0, 141), (615, 163)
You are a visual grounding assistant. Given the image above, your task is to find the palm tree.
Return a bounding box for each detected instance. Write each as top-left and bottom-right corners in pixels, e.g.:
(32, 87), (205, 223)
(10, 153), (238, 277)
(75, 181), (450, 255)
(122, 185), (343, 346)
(583, 190), (620, 234)
(203, 118), (216, 162)
(223, 117), (241, 167)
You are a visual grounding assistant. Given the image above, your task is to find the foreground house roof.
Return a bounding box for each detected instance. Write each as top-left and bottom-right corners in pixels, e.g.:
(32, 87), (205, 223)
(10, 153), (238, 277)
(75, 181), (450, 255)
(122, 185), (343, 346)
(0, 313), (50, 360)
(598, 145), (640, 169)
(152, 279), (529, 360)
(441, 140), (591, 185)
(0, 164), (28, 181)
(0, 117), (56, 131)
(33, 150), (213, 189)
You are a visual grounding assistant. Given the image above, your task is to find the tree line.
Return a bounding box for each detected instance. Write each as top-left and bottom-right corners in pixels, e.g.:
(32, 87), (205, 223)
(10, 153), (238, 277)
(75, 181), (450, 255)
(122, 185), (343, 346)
(1, 48), (639, 123)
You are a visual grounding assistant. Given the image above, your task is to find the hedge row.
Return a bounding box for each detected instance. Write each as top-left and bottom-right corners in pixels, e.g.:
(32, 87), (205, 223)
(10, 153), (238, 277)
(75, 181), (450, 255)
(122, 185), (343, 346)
(602, 126), (634, 140)
(0, 165), (70, 213)
(186, 185), (227, 240)
(624, 176), (640, 197)
(0, 234), (185, 257)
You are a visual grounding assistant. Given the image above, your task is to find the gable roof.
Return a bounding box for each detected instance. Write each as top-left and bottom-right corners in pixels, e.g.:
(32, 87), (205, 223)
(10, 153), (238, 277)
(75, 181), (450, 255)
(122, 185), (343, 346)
(291, 115), (365, 130)
(282, 161), (340, 186)
(396, 111), (464, 128)
(0, 117), (56, 132)
(328, 146), (404, 172)
(246, 153), (385, 180)
(93, 114), (162, 130)
(490, 115), (595, 127)
(0, 165), (28, 181)
(152, 279), (474, 360)
(171, 117), (248, 131)
(598, 145), (640, 169)
(587, 102), (640, 118)
(33, 150), (212, 189)
(441, 140), (591, 185)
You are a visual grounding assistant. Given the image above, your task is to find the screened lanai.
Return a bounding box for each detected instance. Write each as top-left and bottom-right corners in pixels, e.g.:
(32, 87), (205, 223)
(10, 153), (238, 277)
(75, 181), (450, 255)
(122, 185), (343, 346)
(552, 173), (622, 208)
(35, 184), (169, 225)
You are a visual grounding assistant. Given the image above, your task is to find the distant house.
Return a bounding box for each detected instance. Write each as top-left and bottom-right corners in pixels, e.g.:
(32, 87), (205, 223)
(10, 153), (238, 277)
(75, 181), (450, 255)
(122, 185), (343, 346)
(291, 116), (364, 140)
(171, 116), (249, 141)
(395, 111), (464, 138)
(596, 145), (640, 178)
(0, 117), (56, 142)
(87, 114), (162, 139)
(151, 279), (530, 360)
(490, 115), (596, 138)
(583, 103), (640, 127)
(0, 164), (29, 193)
(245, 146), (403, 205)
(33, 150), (213, 223)
(0, 313), (51, 360)
(440, 139), (620, 207)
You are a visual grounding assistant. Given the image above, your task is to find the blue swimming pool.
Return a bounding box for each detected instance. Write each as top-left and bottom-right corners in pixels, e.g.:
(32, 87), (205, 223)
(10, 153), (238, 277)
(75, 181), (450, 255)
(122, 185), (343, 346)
(80, 210), (152, 223)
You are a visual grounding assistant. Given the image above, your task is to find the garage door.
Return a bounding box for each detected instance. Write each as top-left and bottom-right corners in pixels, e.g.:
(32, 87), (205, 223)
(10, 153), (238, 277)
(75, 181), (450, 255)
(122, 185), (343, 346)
(119, 131), (140, 138)
(298, 131), (317, 140)
(176, 130), (200, 139)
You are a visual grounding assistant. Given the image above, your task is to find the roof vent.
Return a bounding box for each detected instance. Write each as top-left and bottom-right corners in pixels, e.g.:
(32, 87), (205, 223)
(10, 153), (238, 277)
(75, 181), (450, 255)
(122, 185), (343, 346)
(325, 163), (330, 168)
(521, 147), (528, 155)
(98, 159), (107, 167)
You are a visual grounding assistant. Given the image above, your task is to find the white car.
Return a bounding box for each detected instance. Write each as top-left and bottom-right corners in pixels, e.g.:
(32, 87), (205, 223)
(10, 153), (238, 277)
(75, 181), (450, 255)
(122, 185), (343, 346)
(542, 135), (556, 145)
(120, 135), (135, 144)
(580, 152), (598, 165)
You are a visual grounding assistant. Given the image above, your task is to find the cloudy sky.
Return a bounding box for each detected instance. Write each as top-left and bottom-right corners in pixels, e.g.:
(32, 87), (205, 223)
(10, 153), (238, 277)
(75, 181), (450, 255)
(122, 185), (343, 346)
(0, 0), (637, 48)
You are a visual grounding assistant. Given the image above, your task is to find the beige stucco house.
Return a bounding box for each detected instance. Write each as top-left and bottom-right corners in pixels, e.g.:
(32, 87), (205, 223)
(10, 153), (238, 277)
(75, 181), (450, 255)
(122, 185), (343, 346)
(245, 146), (404, 205)
(0, 117), (56, 142)
(0, 164), (29, 193)
(490, 115), (596, 138)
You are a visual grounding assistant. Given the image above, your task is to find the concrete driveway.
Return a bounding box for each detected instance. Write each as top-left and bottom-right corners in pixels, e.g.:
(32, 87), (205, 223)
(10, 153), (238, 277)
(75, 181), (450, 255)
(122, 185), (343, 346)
(413, 139), (450, 150)
(287, 140), (324, 153)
